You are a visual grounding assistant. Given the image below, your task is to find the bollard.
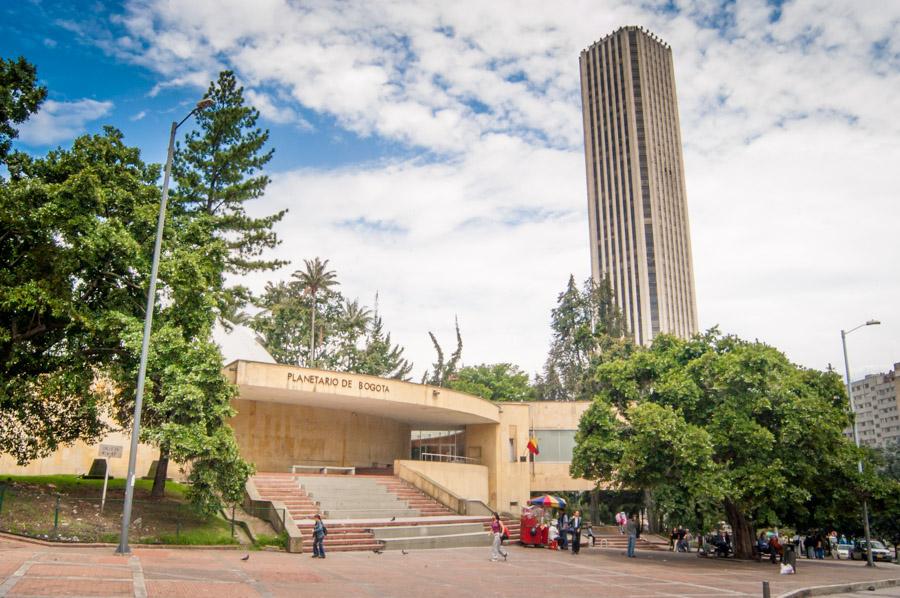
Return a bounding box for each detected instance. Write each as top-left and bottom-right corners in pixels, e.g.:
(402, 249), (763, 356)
(53, 494), (61, 535)
(762, 580), (771, 598)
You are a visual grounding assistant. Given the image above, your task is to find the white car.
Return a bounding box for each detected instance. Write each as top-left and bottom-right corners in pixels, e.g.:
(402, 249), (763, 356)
(836, 543), (852, 559)
(850, 540), (893, 563)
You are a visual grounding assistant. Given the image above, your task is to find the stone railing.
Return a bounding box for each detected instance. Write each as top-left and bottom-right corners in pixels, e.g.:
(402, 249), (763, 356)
(394, 460), (492, 516)
(243, 477), (303, 553)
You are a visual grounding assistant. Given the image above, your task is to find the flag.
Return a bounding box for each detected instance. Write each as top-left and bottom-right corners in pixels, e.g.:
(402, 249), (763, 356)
(526, 437), (539, 455)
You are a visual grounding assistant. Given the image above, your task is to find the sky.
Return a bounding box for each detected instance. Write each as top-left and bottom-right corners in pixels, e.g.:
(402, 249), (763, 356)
(3, 0), (899, 381)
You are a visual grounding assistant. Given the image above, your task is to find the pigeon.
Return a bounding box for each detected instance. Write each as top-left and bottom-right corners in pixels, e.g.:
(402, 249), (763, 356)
(241, 554), (250, 561)
(390, 516), (396, 522)
(374, 549), (383, 554)
(401, 550), (408, 555)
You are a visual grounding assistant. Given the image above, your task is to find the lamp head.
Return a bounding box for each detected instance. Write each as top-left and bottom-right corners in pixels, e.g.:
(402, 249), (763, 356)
(866, 319), (881, 326)
(195, 97), (215, 111)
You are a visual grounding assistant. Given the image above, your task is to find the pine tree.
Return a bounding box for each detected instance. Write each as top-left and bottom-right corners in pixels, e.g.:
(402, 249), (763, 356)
(536, 275), (630, 401)
(172, 70), (286, 281)
(422, 318), (463, 386)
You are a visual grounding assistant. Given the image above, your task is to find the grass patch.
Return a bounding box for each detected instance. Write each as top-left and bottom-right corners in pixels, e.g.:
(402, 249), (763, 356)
(0, 475), (234, 545)
(253, 532), (288, 550)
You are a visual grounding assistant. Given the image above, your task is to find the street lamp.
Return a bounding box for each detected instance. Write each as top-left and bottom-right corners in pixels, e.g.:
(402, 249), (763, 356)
(840, 318), (881, 568)
(116, 97), (214, 555)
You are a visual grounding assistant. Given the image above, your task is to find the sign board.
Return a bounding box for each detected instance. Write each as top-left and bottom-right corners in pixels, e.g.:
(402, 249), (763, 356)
(99, 444), (123, 459)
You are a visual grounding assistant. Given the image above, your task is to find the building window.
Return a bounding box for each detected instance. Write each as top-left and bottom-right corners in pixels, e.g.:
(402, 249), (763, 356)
(533, 430), (577, 463)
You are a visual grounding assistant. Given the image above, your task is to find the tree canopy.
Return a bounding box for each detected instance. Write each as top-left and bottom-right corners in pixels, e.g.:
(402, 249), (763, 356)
(571, 330), (868, 558)
(250, 264), (412, 379)
(535, 275), (631, 401)
(447, 363), (535, 402)
(0, 56), (46, 161)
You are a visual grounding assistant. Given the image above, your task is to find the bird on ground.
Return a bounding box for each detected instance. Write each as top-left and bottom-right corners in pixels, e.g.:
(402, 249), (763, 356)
(401, 550), (408, 555)
(241, 555), (250, 561)
(390, 516), (396, 521)
(374, 549), (383, 554)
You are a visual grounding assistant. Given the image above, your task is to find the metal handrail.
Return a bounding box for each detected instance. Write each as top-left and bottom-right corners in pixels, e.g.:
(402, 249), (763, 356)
(419, 452), (480, 464)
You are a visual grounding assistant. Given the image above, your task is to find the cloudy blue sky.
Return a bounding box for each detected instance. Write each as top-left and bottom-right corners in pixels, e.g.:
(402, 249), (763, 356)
(3, 0), (899, 380)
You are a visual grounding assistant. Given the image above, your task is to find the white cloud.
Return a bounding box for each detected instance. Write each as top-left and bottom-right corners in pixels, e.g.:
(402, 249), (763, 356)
(130, 110), (147, 121)
(17, 99), (114, 146)
(104, 0), (900, 378)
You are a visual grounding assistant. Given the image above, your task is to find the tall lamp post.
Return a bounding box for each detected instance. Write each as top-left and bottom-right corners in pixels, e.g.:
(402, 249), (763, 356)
(116, 98), (214, 555)
(840, 318), (880, 568)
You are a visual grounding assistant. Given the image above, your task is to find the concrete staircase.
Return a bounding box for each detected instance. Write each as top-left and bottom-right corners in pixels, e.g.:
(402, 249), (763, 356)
(252, 474), (319, 520)
(587, 525), (667, 551)
(251, 472), (522, 553)
(298, 475), (455, 519)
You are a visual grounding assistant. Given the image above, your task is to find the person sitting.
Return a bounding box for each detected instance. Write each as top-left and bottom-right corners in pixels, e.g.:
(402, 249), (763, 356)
(769, 535), (783, 564)
(712, 532), (731, 557)
(756, 532), (771, 558)
(548, 521), (560, 550)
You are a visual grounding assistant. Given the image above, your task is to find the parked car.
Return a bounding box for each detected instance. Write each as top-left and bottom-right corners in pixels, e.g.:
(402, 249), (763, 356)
(836, 543), (853, 559)
(850, 540), (893, 562)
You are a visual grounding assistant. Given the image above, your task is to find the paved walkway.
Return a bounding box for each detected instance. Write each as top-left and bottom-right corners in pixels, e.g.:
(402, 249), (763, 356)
(0, 536), (896, 597)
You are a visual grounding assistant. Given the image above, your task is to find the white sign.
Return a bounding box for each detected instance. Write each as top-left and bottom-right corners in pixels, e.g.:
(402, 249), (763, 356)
(99, 444), (123, 459)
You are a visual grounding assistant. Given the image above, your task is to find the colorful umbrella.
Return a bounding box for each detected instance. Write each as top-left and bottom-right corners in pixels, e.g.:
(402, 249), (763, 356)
(528, 494), (567, 508)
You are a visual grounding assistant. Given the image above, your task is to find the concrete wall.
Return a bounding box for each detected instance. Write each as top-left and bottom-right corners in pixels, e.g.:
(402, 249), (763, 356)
(396, 460), (489, 504)
(0, 428), (166, 480)
(530, 401), (592, 429)
(532, 463), (595, 492)
(230, 399), (411, 472)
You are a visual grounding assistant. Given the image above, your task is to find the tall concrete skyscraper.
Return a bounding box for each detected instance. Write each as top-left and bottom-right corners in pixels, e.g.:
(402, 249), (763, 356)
(579, 26), (698, 345)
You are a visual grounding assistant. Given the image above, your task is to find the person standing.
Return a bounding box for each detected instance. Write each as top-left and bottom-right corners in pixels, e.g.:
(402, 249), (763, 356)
(490, 512), (508, 562)
(558, 511), (569, 550)
(626, 514), (638, 558)
(570, 510), (583, 555)
(312, 514), (327, 559)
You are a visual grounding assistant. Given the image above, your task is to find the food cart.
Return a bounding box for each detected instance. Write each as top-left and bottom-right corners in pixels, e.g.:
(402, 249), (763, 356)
(520, 495), (567, 548)
(520, 506), (548, 547)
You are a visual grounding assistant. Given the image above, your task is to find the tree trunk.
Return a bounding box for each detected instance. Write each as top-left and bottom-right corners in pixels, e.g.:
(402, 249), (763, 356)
(150, 446), (169, 499)
(309, 294), (317, 367)
(589, 489), (600, 524)
(724, 499), (754, 559)
(643, 488), (659, 534)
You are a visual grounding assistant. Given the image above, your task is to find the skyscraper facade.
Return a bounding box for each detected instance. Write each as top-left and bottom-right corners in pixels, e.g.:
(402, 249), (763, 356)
(579, 26), (698, 345)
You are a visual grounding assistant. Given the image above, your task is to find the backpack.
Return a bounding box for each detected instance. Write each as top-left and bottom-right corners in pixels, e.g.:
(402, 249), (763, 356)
(501, 524), (509, 542)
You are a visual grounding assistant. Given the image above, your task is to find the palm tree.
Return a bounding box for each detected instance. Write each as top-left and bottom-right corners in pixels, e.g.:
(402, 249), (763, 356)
(342, 299), (372, 336)
(292, 257), (339, 367)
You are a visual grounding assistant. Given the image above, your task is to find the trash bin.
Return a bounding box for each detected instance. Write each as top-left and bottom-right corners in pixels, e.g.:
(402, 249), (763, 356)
(783, 544), (797, 570)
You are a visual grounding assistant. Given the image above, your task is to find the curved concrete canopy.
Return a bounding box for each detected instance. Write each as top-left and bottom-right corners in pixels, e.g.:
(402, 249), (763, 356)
(224, 360), (500, 426)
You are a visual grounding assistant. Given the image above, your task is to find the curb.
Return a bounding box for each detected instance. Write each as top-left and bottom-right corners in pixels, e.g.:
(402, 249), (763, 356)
(777, 577), (900, 598)
(0, 530), (242, 550)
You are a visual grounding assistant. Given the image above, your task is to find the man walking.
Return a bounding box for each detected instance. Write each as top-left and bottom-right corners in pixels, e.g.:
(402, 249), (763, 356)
(570, 510), (583, 555)
(312, 514), (327, 558)
(626, 514), (638, 558)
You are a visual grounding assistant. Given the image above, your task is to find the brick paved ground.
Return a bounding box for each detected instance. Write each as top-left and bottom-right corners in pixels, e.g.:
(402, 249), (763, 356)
(0, 536), (897, 597)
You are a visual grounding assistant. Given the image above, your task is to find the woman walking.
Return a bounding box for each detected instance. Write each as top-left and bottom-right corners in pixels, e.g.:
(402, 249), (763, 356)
(490, 512), (508, 562)
(312, 514), (327, 558)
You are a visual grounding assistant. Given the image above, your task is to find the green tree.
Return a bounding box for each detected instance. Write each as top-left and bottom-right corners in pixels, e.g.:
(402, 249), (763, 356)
(293, 257), (339, 367)
(571, 330), (866, 558)
(0, 56), (47, 161)
(250, 266), (413, 378)
(172, 70), (285, 277)
(447, 363), (535, 401)
(422, 319), (463, 386)
(536, 275), (630, 401)
(355, 313), (413, 380)
(0, 127), (159, 461)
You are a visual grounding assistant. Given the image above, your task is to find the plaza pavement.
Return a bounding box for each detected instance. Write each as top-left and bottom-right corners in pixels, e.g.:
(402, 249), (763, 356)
(0, 535), (896, 598)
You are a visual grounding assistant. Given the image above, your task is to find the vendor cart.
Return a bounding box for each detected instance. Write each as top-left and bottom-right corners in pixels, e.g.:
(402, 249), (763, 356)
(520, 506), (548, 547)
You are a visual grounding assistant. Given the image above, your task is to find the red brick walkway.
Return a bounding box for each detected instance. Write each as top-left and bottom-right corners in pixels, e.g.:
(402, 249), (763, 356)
(0, 536), (896, 597)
